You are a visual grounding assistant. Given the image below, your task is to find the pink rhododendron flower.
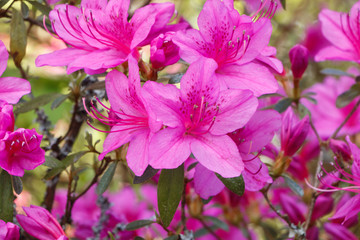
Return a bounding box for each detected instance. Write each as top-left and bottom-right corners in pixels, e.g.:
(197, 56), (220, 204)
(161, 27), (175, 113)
(0, 101), (14, 134)
(302, 22), (331, 59)
(324, 222), (358, 240)
(244, 0), (283, 14)
(36, 0), (181, 74)
(289, 44), (309, 79)
(0, 220), (20, 240)
(281, 109), (309, 156)
(0, 41), (31, 104)
(17, 205), (68, 240)
(150, 32), (180, 69)
(86, 55), (162, 176)
(0, 128), (45, 176)
(144, 58), (258, 177)
(303, 70), (360, 138)
(173, 0), (280, 96)
(315, 2), (360, 63)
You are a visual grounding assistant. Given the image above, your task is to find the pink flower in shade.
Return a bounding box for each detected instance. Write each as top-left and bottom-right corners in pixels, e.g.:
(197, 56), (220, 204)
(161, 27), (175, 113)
(289, 44), (309, 79)
(0, 220), (20, 240)
(0, 128), (45, 176)
(36, 0), (181, 74)
(85, 55), (162, 176)
(193, 110), (281, 198)
(0, 101), (15, 134)
(303, 70), (360, 138)
(150, 32), (180, 69)
(280, 109), (310, 157)
(173, 0), (281, 96)
(16, 205), (68, 240)
(302, 23), (331, 60)
(144, 58), (258, 178)
(323, 223), (358, 240)
(0, 41), (30, 104)
(315, 2), (360, 63)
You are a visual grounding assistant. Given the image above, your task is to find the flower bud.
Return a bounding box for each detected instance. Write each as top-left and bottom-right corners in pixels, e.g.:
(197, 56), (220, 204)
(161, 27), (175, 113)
(289, 44), (309, 79)
(0, 220), (20, 240)
(16, 205), (68, 240)
(281, 110), (310, 156)
(150, 32), (180, 69)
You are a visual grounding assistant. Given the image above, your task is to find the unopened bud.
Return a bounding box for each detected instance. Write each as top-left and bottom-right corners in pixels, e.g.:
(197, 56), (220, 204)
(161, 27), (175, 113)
(289, 44), (309, 79)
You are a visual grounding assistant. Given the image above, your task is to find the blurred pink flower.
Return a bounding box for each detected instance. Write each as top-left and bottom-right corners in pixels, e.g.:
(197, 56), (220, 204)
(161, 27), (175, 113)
(36, 0), (179, 74)
(315, 2), (360, 63)
(173, 0), (280, 96)
(17, 205), (68, 240)
(144, 58), (258, 177)
(0, 41), (31, 104)
(0, 128), (45, 176)
(0, 220), (20, 240)
(324, 222), (358, 240)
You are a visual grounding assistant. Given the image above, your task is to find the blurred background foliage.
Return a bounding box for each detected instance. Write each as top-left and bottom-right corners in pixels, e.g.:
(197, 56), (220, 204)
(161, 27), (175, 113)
(0, 0), (357, 215)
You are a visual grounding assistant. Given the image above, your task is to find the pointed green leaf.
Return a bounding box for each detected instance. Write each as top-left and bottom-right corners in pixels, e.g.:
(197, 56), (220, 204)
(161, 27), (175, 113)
(158, 165), (184, 227)
(14, 93), (62, 114)
(96, 161), (118, 195)
(11, 176), (23, 195)
(320, 68), (353, 77)
(27, 0), (51, 15)
(51, 94), (68, 110)
(336, 84), (360, 108)
(10, 8), (27, 66)
(133, 165), (159, 184)
(0, 0), (11, 9)
(21, 2), (29, 18)
(274, 98), (293, 113)
(203, 216), (229, 231)
(43, 155), (64, 168)
(282, 174), (304, 197)
(280, 0), (286, 9)
(125, 219), (155, 231)
(216, 174), (245, 196)
(164, 236), (179, 240)
(0, 171), (14, 222)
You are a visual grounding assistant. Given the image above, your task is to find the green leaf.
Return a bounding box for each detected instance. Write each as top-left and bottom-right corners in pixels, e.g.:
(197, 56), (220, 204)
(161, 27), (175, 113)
(44, 151), (87, 179)
(282, 174), (304, 197)
(280, 0), (286, 9)
(157, 165), (184, 227)
(336, 84), (360, 108)
(14, 93), (62, 114)
(216, 174), (245, 196)
(134, 237), (145, 240)
(11, 176), (23, 195)
(96, 161), (118, 195)
(0, 171), (14, 222)
(133, 165), (159, 184)
(125, 219), (155, 231)
(21, 2), (30, 18)
(27, 0), (52, 15)
(274, 98), (293, 113)
(164, 236), (179, 240)
(43, 155), (64, 168)
(203, 216), (229, 231)
(108, 232), (116, 240)
(168, 73), (183, 84)
(51, 94), (68, 110)
(298, 104), (311, 119)
(0, 0), (11, 9)
(194, 226), (218, 238)
(10, 8), (27, 66)
(259, 93), (284, 99)
(320, 68), (353, 77)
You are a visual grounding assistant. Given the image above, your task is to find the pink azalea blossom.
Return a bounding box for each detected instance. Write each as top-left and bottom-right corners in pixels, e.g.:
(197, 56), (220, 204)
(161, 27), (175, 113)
(0, 220), (20, 240)
(173, 0), (281, 96)
(0, 128), (45, 176)
(144, 58), (258, 178)
(303, 70), (360, 138)
(0, 101), (15, 134)
(0, 41), (31, 104)
(244, 0), (283, 14)
(324, 222), (358, 240)
(302, 23), (331, 60)
(150, 32), (180, 69)
(86, 55), (162, 176)
(16, 205), (68, 240)
(315, 2), (360, 63)
(36, 0), (180, 74)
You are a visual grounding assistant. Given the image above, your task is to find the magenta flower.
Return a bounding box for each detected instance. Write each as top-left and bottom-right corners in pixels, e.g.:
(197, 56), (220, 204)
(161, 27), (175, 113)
(86, 56), (161, 176)
(0, 220), (20, 240)
(150, 32), (180, 69)
(244, 0), (283, 14)
(16, 205), (68, 240)
(280, 109), (309, 156)
(0, 101), (14, 134)
(315, 2), (360, 63)
(0, 128), (45, 176)
(36, 0), (179, 74)
(324, 223), (358, 240)
(0, 41), (30, 104)
(173, 0), (280, 96)
(303, 70), (360, 138)
(289, 44), (309, 79)
(144, 58), (258, 178)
